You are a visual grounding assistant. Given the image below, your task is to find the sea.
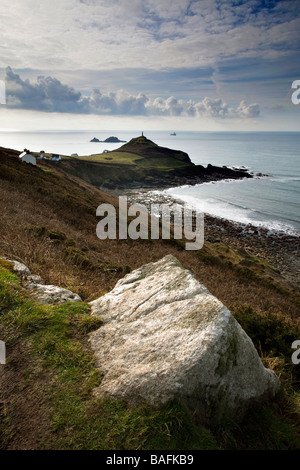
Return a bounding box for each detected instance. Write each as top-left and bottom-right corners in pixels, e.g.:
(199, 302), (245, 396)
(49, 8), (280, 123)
(1, 129), (299, 236)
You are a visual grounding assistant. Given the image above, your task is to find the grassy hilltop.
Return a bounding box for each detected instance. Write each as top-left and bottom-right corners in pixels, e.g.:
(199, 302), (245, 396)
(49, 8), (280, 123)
(47, 135), (193, 190)
(0, 145), (299, 450)
(47, 134), (252, 191)
(79, 134), (192, 165)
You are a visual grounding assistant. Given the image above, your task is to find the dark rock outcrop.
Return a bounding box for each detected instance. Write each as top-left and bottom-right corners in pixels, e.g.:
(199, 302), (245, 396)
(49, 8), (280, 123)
(90, 136), (126, 143)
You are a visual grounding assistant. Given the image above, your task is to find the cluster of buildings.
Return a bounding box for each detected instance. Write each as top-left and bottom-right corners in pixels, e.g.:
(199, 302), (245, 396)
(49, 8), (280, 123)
(19, 150), (61, 166)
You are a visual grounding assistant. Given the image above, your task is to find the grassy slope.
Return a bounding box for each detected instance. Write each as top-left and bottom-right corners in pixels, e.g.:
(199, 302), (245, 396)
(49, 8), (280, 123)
(76, 151), (189, 170)
(0, 265), (218, 450)
(38, 135), (251, 191)
(86, 135), (193, 171)
(113, 135), (192, 163)
(46, 135), (193, 189)
(0, 146), (299, 450)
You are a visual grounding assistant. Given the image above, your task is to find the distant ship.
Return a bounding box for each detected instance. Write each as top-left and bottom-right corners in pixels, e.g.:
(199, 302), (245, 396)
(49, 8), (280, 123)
(170, 132), (176, 136)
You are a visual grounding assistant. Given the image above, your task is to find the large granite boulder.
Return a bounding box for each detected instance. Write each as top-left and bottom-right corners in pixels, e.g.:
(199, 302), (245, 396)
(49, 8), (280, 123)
(89, 255), (280, 424)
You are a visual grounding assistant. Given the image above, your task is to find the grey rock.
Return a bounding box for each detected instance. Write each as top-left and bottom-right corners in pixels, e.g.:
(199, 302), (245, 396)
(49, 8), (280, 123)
(30, 284), (82, 305)
(1, 258), (31, 277)
(24, 274), (44, 288)
(0, 257), (81, 305)
(89, 255), (280, 424)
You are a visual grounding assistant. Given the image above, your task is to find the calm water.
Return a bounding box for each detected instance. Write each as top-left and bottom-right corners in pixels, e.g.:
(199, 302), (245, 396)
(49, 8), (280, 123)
(1, 130), (299, 235)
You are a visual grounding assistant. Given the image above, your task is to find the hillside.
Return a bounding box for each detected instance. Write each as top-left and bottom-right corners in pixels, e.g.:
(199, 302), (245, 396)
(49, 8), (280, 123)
(57, 134), (252, 191)
(115, 134), (192, 163)
(0, 145), (299, 450)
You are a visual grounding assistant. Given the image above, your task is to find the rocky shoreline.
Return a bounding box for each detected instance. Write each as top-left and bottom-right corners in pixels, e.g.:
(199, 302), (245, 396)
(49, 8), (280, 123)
(203, 213), (299, 290)
(108, 163), (254, 193)
(126, 189), (300, 291)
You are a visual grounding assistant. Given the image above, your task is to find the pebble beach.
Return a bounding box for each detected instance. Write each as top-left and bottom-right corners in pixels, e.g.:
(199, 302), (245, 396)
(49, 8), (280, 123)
(127, 189), (300, 291)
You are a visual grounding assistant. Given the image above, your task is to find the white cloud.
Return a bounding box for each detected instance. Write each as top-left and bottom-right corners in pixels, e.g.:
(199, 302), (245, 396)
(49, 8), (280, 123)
(148, 95), (260, 119)
(0, 0), (299, 71)
(5, 66), (83, 112)
(236, 100), (260, 119)
(5, 66), (260, 120)
(88, 88), (149, 115)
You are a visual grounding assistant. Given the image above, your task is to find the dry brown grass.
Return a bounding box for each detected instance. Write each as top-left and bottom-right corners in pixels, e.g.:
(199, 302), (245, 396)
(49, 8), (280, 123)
(0, 146), (299, 451)
(0, 146), (299, 322)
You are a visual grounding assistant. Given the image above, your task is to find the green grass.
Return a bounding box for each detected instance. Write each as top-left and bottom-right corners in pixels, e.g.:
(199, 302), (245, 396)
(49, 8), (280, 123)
(215, 400), (300, 450)
(197, 241), (299, 302)
(231, 304), (300, 382)
(76, 151), (141, 165)
(75, 152), (190, 171)
(0, 264), (299, 450)
(0, 264), (218, 450)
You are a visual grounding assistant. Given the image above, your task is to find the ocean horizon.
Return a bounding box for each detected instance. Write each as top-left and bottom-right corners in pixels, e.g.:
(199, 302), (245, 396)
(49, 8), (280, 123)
(1, 129), (299, 236)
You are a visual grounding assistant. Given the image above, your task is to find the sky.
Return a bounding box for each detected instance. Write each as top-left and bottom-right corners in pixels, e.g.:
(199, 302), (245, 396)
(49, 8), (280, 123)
(0, 0), (299, 131)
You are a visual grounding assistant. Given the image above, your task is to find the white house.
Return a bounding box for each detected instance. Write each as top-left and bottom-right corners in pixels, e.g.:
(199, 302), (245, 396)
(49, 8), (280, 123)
(50, 154), (61, 162)
(19, 152), (37, 166)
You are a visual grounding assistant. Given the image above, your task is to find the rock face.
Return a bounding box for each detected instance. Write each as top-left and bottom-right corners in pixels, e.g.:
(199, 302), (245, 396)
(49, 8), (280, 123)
(89, 255), (280, 424)
(103, 136), (126, 143)
(29, 283), (82, 305)
(0, 258), (82, 305)
(90, 136), (126, 143)
(4, 259), (32, 277)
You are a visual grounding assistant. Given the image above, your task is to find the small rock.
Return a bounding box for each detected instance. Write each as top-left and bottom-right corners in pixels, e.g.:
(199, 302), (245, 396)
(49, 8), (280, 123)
(31, 284), (82, 305)
(1, 258), (31, 277)
(24, 274), (44, 288)
(0, 257), (81, 305)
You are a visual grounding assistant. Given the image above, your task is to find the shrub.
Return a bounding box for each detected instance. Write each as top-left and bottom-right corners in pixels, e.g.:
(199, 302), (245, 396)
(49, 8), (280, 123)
(231, 304), (300, 385)
(231, 304), (299, 360)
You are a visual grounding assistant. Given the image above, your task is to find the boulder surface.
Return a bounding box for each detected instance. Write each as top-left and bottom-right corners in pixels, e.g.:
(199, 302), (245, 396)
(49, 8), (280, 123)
(89, 255), (280, 423)
(29, 283), (82, 305)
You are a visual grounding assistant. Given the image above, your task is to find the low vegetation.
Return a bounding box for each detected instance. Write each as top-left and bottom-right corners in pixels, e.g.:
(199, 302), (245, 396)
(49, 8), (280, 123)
(52, 135), (192, 190)
(0, 146), (299, 450)
(0, 264), (299, 450)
